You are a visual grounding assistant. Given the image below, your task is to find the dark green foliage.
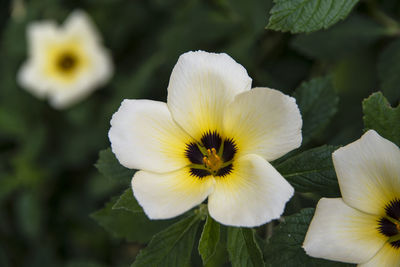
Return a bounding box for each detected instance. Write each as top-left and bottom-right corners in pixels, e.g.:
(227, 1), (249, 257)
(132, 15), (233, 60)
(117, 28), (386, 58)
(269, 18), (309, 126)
(267, 0), (359, 33)
(264, 209), (354, 266)
(91, 197), (174, 243)
(291, 15), (386, 60)
(378, 39), (400, 103)
(363, 92), (400, 146)
(276, 145), (341, 197)
(294, 76), (338, 145)
(227, 227), (264, 267)
(198, 215), (220, 265)
(112, 188), (143, 213)
(95, 148), (134, 184)
(132, 213), (202, 267)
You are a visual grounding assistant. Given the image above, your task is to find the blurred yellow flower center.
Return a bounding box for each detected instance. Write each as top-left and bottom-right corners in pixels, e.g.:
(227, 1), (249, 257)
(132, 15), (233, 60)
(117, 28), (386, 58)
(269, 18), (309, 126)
(57, 52), (78, 73)
(203, 148), (222, 173)
(44, 39), (89, 84)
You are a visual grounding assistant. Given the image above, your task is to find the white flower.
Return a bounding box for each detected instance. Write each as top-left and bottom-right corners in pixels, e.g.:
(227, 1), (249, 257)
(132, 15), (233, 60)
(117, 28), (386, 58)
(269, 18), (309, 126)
(109, 51), (302, 227)
(303, 130), (400, 266)
(18, 10), (113, 109)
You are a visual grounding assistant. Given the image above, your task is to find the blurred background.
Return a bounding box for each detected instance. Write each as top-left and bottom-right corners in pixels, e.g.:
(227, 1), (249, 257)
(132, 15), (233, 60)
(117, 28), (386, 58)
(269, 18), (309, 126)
(0, 0), (399, 266)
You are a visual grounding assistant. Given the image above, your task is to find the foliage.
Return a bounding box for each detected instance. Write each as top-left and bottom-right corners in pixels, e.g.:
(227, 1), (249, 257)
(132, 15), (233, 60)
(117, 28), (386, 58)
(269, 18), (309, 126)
(363, 92), (400, 146)
(267, 0), (359, 33)
(276, 145), (341, 197)
(293, 76), (338, 145)
(1, 0), (399, 266)
(198, 215), (221, 265)
(264, 208), (353, 266)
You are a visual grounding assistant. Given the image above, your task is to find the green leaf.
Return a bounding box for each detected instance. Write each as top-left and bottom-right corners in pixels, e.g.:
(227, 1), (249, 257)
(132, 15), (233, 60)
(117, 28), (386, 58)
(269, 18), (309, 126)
(91, 197), (173, 243)
(264, 208), (353, 266)
(291, 14), (385, 60)
(362, 92), (400, 146)
(276, 145), (340, 197)
(112, 188), (143, 213)
(293, 76), (338, 145)
(198, 215), (220, 265)
(132, 213), (201, 267)
(227, 227), (264, 267)
(267, 0), (359, 33)
(378, 39), (400, 103)
(95, 148), (134, 184)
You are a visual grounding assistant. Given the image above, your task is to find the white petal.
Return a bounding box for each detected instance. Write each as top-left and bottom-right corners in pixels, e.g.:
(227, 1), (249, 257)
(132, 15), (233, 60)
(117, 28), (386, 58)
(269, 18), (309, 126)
(26, 21), (59, 57)
(132, 168), (215, 219)
(167, 51), (252, 140)
(223, 87), (302, 161)
(359, 243), (400, 267)
(109, 99), (193, 172)
(207, 154), (294, 227)
(303, 198), (386, 264)
(63, 10), (101, 45)
(333, 130), (400, 215)
(17, 61), (48, 99)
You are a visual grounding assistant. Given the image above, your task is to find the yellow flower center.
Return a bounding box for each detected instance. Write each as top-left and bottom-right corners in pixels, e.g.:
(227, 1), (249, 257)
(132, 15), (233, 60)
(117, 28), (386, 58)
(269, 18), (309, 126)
(203, 148), (222, 173)
(185, 131), (237, 178)
(44, 38), (90, 84)
(57, 52), (78, 73)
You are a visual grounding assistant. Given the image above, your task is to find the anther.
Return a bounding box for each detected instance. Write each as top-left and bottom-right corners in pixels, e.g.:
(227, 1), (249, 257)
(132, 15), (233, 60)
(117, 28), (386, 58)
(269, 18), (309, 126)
(203, 147), (222, 173)
(396, 221), (400, 233)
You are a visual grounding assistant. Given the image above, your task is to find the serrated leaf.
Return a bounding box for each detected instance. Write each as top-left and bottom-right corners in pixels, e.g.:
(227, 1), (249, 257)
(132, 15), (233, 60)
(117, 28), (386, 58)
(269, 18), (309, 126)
(264, 208), (353, 266)
(378, 39), (400, 103)
(276, 145), (340, 197)
(362, 92), (400, 146)
(227, 227), (264, 267)
(112, 188), (142, 213)
(198, 215), (220, 265)
(132, 213), (201, 267)
(91, 197), (173, 243)
(95, 148), (134, 184)
(293, 76), (338, 145)
(267, 0), (359, 33)
(291, 14), (385, 60)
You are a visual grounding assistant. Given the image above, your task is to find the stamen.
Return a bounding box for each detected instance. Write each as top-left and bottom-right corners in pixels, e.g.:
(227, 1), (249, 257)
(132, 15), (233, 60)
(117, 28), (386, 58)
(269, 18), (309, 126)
(396, 221), (400, 233)
(203, 148), (222, 173)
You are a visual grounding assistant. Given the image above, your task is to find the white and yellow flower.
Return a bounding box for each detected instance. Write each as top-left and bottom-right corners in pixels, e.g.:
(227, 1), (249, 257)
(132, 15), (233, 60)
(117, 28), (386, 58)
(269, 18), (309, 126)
(109, 51), (302, 227)
(18, 10), (113, 109)
(303, 130), (400, 266)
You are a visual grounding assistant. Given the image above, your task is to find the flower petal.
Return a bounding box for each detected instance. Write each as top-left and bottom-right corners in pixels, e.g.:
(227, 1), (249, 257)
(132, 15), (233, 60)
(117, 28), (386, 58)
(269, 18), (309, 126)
(109, 99), (193, 172)
(223, 87), (302, 161)
(333, 130), (400, 215)
(17, 61), (48, 99)
(359, 243), (400, 266)
(303, 198), (386, 264)
(132, 168), (215, 219)
(207, 154), (294, 227)
(64, 10), (102, 45)
(167, 51), (252, 140)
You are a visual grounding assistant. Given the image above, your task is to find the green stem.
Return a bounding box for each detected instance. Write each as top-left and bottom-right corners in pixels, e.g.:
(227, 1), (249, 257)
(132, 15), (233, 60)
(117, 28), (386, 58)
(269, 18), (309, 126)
(367, 0), (400, 36)
(388, 234), (400, 243)
(384, 215), (400, 226)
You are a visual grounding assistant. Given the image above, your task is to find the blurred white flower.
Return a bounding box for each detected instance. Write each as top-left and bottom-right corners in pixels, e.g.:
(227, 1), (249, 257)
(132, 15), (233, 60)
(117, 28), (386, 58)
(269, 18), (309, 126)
(303, 130), (400, 266)
(109, 51), (302, 227)
(18, 10), (113, 109)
